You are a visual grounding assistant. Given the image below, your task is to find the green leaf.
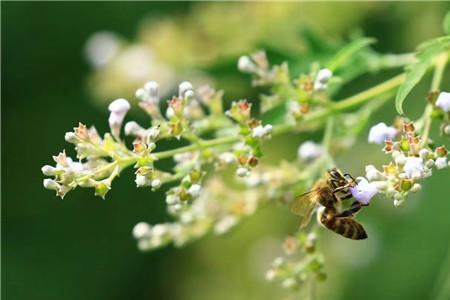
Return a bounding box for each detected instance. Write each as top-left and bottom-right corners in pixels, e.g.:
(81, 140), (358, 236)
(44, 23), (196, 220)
(326, 38), (376, 72)
(261, 102), (288, 125)
(395, 36), (450, 115)
(444, 10), (450, 34)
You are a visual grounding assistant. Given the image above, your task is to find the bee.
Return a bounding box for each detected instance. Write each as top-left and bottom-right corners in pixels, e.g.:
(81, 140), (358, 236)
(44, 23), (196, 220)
(291, 168), (368, 240)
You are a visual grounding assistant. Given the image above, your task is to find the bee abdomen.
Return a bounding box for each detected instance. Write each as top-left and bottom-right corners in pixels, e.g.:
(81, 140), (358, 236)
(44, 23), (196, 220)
(319, 210), (367, 240)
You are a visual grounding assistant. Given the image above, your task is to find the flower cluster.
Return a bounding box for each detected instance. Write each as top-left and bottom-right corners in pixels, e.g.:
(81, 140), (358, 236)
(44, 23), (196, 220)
(266, 233), (326, 291)
(352, 115), (449, 206)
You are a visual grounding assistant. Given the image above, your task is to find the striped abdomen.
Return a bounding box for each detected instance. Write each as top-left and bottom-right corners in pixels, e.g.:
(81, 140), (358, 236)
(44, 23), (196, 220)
(318, 207), (367, 240)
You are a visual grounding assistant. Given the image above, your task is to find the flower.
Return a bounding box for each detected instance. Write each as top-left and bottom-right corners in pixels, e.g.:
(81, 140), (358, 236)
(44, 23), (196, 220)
(84, 31), (121, 68)
(178, 81), (193, 98)
(316, 68), (332, 84)
(403, 156), (425, 178)
(132, 222), (151, 239)
(435, 157), (448, 170)
(251, 124), (273, 138)
(350, 177), (378, 205)
(297, 141), (323, 161)
(238, 55), (257, 73)
(436, 91), (450, 112)
(188, 184), (201, 198)
(368, 122), (397, 144)
(108, 98), (130, 139)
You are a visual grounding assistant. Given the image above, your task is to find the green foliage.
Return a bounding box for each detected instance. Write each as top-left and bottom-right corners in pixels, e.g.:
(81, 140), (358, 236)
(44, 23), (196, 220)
(326, 37), (375, 72)
(443, 10), (450, 34)
(395, 35), (450, 115)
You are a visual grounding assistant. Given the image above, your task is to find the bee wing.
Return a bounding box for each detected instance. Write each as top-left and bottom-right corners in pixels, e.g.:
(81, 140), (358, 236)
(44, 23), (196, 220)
(291, 191), (317, 228)
(291, 191), (315, 216)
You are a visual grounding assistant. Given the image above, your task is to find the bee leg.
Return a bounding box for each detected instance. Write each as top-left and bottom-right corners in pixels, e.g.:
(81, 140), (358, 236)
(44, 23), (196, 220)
(334, 201), (368, 218)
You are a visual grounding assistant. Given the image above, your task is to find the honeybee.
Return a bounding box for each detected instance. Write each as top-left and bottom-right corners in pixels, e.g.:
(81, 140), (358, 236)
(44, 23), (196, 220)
(291, 168), (368, 240)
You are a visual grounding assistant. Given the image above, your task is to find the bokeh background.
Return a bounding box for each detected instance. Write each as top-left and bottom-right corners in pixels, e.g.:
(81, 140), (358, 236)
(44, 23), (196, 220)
(2, 2), (450, 300)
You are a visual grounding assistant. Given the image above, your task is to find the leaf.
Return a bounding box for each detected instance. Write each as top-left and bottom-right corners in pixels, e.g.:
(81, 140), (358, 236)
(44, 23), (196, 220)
(261, 102), (288, 125)
(444, 10), (450, 34)
(395, 36), (450, 115)
(326, 38), (376, 72)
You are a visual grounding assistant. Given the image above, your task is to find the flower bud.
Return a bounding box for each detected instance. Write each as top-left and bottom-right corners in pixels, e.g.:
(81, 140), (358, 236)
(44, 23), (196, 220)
(108, 98), (130, 139)
(135, 174), (151, 187)
(236, 167), (250, 177)
(151, 179), (162, 189)
(43, 179), (60, 190)
(368, 123), (397, 144)
(41, 165), (57, 176)
(133, 222), (151, 239)
(237, 55), (257, 73)
(65, 132), (78, 143)
(435, 157), (448, 169)
(410, 183), (422, 193)
(144, 81), (159, 103)
(316, 68), (332, 84)
(436, 91), (450, 112)
(188, 184), (201, 198)
(298, 141), (323, 161)
(178, 81), (193, 98)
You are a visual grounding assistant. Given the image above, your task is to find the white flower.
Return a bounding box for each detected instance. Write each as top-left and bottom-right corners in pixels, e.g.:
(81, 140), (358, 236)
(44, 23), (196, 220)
(436, 92), (450, 112)
(237, 55), (257, 73)
(108, 98), (130, 138)
(251, 124), (272, 138)
(403, 157), (425, 178)
(124, 121), (144, 136)
(152, 224), (168, 236)
(144, 81), (159, 103)
(84, 31), (120, 68)
(151, 179), (162, 189)
(365, 165), (385, 181)
(236, 167), (250, 177)
(297, 141), (323, 161)
(282, 278), (297, 289)
(166, 194), (179, 205)
(350, 177), (378, 205)
(132, 222), (151, 239)
(41, 165), (57, 176)
(435, 157), (448, 169)
(265, 270), (276, 281)
(64, 132), (78, 143)
(178, 81), (193, 98)
(188, 184), (201, 198)
(43, 179), (60, 190)
(219, 152), (236, 164)
(135, 174), (150, 187)
(368, 122), (397, 144)
(316, 68), (332, 84)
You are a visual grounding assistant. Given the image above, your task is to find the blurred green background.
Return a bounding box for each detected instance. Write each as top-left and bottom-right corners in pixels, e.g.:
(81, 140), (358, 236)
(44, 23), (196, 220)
(2, 2), (450, 300)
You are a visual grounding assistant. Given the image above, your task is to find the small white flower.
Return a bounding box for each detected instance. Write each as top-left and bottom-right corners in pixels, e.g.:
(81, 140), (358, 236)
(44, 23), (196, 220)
(64, 132), (78, 143)
(314, 81), (326, 91)
(444, 125), (450, 136)
(365, 165), (385, 181)
(282, 278), (297, 289)
(152, 224), (168, 236)
(84, 31), (120, 67)
(43, 179), (60, 190)
(124, 121), (144, 136)
(165, 107), (175, 119)
(108, 98), (130, 138)
(237, 55), (257, 73)
(184, 89), (195, 100)
(135, 174), (151, 187)
(297, 141), (323, 161)
(151, 179), (162, 189)
(393, 151), (407, 165)
(403, 157), (425, 178)
(236, 167), (250, 177)
(178, 81), (193, 98)
(132, 222), (151, 239)
(316, 68), (332, 84)
(410, 183), (422, 193)
(144, 81), (159, 103)
(419, 149), (430, 159)
(188, 184), (201, 198)
(166, 194), (179, 205)
(265, 270), (276, 281)
(147, 126), (160, 140)
(368, 122), (397, 144)
(350, 177), (378, 205)
(251, 125), (272, 138)
(214, 215), (238, 234)
(273, 257), (284, 267)
(41, 165), (57, 176)
(436, 91), (450, 112)
(435, 157), (448, 169)
(219, 152), (236, 164)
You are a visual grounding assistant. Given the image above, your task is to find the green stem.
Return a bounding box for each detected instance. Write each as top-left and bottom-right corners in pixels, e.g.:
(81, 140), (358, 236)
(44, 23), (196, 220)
(420, 53), (448, 147)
